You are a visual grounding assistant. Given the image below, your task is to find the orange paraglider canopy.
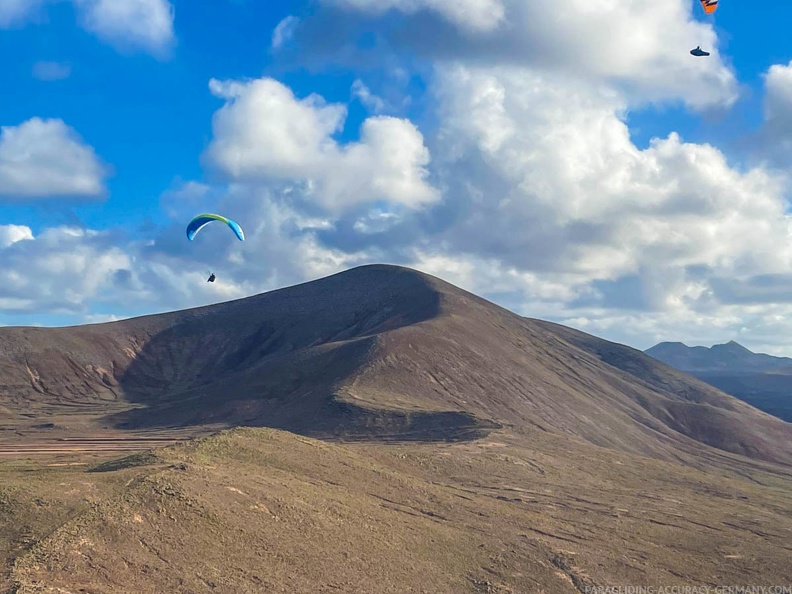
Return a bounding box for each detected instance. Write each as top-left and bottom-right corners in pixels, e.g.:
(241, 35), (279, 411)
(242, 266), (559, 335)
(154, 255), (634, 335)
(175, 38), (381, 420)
(699, 0), (718, 15)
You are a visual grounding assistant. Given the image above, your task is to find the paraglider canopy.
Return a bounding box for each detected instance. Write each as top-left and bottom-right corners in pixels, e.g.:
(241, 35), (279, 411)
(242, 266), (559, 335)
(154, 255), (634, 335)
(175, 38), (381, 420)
(186, 214), (245, 242)
(690, 0), (717, 57)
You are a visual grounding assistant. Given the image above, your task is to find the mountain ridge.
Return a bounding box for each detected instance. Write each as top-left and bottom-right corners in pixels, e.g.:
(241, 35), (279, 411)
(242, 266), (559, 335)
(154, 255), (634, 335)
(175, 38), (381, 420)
(2, 264), (792, 468)
(645, 340), (792, 373)
(645, 338), (792, 422)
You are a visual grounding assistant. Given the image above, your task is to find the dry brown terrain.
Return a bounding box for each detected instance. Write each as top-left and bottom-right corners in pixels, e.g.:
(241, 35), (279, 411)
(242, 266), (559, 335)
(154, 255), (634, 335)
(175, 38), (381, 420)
(5, 428), (792, 593)
(1, 264), (792, 592)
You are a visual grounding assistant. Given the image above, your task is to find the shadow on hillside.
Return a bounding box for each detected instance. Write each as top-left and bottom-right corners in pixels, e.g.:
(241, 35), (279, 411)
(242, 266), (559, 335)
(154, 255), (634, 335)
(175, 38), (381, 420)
(106, 267), (500, 443)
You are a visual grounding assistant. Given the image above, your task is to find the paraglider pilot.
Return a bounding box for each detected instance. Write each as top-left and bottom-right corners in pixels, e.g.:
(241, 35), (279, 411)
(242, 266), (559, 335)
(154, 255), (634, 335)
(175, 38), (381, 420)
(207, 273), (216, 283)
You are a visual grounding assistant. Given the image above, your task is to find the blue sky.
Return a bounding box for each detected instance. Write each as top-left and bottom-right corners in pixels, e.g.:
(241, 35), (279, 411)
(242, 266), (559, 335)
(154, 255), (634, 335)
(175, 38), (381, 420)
(3, 0), (792, 356)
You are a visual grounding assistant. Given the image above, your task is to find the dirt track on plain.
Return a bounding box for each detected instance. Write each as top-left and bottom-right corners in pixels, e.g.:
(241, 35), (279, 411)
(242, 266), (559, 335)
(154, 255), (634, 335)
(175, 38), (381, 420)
(0, 430), (200, 457)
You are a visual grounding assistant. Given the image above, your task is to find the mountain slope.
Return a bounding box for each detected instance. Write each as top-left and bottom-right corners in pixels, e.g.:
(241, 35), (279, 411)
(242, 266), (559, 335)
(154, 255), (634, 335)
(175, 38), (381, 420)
(2, 264), (792, 467)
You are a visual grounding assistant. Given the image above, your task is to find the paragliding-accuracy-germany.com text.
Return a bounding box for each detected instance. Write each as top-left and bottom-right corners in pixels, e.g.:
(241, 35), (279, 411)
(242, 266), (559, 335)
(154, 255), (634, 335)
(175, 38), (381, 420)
(583, 585), (792, 594)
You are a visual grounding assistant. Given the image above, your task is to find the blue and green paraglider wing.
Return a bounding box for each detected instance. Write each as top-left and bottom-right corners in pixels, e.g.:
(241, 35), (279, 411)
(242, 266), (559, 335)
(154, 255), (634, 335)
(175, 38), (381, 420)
(186, 214), (245, 241)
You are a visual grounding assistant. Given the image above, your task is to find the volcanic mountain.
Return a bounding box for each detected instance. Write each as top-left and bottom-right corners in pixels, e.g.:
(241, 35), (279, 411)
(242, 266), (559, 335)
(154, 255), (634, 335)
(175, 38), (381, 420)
(2, 264), (792, 467)
(646, 341), (792, 422)
(5, 265), (792, 592)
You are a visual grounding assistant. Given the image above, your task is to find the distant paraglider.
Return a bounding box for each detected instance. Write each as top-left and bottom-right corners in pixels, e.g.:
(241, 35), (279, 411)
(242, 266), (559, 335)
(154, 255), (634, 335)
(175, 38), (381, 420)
(186, 214), (245, 283)
(691, 0), (718, 57)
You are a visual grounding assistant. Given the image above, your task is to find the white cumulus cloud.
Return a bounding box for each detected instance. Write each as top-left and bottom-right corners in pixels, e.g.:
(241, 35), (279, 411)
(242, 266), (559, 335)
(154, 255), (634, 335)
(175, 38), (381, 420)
(764, 61), (792, 124)
(0, 225), (34, 248)
(72, 0), (175, 56)
(0, 227), (133, 315)
(431, 64), (789, 278)
(318, 0), (736, 108)
(351, 79), (387, 113)
(203, 77), (438, 211)
(1, 0), (175, 56)
(0, 117), (108, 200)
(756, 60), (792, 167)
(323, 0), (505, 33)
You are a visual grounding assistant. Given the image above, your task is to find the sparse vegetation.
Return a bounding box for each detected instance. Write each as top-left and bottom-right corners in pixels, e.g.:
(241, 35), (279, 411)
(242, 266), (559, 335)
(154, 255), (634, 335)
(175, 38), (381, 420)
(87, 452), (161, 473)
(3, 428), (792, 593)
(1, 266), (791, 592)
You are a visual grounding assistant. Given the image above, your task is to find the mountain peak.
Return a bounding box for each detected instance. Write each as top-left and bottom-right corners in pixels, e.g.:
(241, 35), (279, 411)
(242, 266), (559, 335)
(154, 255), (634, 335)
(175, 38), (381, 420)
(3, 264), (792, 467)
(712, 340), (752, 353)
(646, 338), (792, 374)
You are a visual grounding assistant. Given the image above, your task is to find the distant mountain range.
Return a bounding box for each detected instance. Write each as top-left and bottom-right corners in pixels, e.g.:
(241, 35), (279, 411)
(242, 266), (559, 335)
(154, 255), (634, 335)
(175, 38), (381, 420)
(645, 340), (792, 374)
(645, 341), (792, 422)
